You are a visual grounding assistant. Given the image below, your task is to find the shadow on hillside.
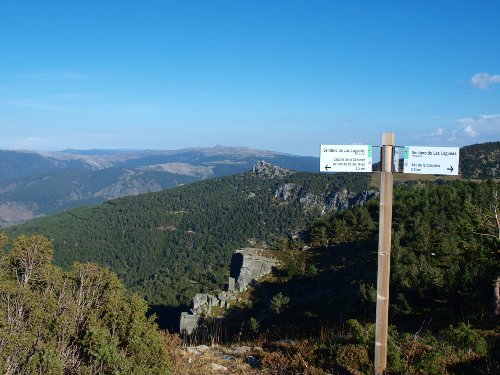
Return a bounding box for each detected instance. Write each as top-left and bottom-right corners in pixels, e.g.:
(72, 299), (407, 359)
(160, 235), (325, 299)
(147, 304), (190, 332)
(447, 357), (500, 375)
(156, 233), (497, 342)
(145, 239), (378, 342)
(216, 239), (379, 341)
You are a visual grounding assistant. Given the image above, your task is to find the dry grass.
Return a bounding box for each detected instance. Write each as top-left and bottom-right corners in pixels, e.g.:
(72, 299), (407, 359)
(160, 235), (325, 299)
(164, 332), (266, 374)
(163, 329), (356, 375)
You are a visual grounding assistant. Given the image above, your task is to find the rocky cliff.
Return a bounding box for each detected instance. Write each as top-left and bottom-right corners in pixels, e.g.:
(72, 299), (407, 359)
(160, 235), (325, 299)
(274, 183), (378, 214)
(180, 248), (278, 335)
(252, 161), (293, 179)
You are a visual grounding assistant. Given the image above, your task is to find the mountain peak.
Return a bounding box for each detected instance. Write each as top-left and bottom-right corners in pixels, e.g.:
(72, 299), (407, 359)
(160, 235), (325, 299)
(251, 161), (293, 178)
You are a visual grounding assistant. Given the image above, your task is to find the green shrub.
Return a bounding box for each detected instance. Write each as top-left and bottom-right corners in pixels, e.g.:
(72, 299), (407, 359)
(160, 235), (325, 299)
(270, 292), (290, 315)
(443, 322), (488, 357)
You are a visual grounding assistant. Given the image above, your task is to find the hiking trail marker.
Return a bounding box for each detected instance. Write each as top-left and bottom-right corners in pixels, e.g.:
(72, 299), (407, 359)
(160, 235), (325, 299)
(320, 144), (373, 172)
(320, 134), (460, 375)
(403, 146), (459, 175)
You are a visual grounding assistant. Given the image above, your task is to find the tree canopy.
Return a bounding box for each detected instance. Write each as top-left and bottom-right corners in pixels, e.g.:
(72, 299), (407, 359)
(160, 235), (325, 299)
(0, 234), (170, 375)
(7, 171), (369, 306)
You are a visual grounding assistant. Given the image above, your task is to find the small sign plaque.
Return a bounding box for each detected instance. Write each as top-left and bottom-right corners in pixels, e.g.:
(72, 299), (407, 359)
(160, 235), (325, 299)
(320, 145), (373, 172)
(403, 146), (459, 175)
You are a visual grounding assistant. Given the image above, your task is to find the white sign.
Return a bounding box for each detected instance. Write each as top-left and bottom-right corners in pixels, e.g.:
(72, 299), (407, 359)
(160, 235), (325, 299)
(403, 146), (459, 175)
(320, 145), (373, 172)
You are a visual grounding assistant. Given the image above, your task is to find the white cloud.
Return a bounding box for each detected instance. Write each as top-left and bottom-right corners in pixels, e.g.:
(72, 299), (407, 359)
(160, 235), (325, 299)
(470, 72), (500, 89)
(452, 114), (500, 141)
(463, 125), (477, 137)
(419, 114), (500, 146)
(424, 127), (445, 140)
(456, 113), (500, 125)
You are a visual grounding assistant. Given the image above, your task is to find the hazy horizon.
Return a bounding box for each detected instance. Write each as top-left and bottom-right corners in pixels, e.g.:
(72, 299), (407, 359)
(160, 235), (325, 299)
(1, 1), (499, 155)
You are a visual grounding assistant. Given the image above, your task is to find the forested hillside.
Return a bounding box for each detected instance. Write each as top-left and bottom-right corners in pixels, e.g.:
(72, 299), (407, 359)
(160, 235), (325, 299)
(7, 168), (371, 306)
(193, 179), (499, 374)
(3, 160), (499, 373)
(1, 141), (498, 228)
(0, 146), (319, 227)
(460, 141), (499, 179)
(305, 179), (499, 327)
(0, 167), (198, 216)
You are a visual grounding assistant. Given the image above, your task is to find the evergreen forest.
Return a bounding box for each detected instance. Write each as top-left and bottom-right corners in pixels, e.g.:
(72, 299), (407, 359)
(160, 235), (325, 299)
(2, 146), (499, 374)
(7, 171), (370, 307)
(185, 179), (500, 373)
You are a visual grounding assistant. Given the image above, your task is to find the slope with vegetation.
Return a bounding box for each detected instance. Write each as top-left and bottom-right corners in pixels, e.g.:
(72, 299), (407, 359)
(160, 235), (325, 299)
(0, 146), (318, 227)
(3, 142), (499, 373)
(188, 179), (499, 374)
(460, 141), (499, 179)
(7, 168), (371, 308)
(1, 141), (497, 227)
(0, 233), (170, 374)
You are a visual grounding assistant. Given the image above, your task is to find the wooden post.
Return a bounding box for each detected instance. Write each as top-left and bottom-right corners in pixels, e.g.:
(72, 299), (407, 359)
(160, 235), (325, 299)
(374, 132), (394, 375)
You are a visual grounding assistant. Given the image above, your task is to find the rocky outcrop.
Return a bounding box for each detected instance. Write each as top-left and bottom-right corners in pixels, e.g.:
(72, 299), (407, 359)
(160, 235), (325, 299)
(274, 183), (298, 201)
(94, 170), (163, 199)
(252, 161), (293, 179)
(179, 312), (200, 335)
(230, 248), (278, 292)
(275, 183), (378, 214)
(179, 248), (278, 335)
(324, 189), (378, 211)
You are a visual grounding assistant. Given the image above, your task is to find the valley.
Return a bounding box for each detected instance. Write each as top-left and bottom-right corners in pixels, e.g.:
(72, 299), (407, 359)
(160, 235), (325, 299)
(0, 146), (318, 227)
(1, 141), (499, 374)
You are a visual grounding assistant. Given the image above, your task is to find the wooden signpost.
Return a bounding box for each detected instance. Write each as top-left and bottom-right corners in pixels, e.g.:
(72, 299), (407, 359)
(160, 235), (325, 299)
(320, 133), (460, 375)
(374, 133), (394, 375)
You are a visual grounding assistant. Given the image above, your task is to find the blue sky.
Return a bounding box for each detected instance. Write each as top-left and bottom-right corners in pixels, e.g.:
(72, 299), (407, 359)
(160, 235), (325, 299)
(1, 1), (499, 156)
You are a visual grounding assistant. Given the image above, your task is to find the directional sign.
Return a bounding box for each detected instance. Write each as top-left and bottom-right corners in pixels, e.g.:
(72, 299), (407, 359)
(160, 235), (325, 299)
(320, 145), (373, 172)
(403, 146), (459, 175)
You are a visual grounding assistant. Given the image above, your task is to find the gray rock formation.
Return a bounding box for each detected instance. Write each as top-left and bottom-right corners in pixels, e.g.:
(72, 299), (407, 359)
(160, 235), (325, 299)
(193, 293), (209, 311)
(275, 183), (378, 214)
(209, 294), (219, 308)
(180, 312), (200, 335)
(274, 183), (297, 200)
(252, 161), (292, 179)
(349, 189), (379, 207)
(217, 292), (227, 307)
(227, 277), (235, 292)
(230, 248), (278, 292)
(179, 248), (278, 334)
(190, 293), (223, 315)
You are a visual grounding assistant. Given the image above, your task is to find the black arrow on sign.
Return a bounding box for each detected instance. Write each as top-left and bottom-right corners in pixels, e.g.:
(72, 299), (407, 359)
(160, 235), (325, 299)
(447, 166), (454, 173)
(325, 165), (331, 171)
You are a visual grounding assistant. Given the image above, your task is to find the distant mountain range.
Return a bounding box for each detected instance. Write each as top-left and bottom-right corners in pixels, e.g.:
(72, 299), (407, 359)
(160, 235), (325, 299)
(0, 146), (318, 226)
(0, 142), (498, 227)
